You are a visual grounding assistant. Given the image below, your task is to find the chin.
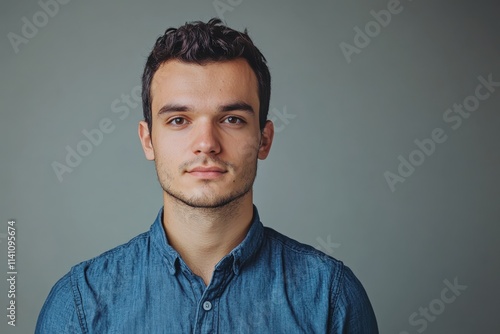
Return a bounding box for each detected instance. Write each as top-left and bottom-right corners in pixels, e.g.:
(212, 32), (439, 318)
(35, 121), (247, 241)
(165, 186), (251, 209)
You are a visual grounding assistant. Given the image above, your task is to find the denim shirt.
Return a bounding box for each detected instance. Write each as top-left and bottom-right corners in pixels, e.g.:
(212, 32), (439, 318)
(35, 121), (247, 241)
(36, 206), (378, 333)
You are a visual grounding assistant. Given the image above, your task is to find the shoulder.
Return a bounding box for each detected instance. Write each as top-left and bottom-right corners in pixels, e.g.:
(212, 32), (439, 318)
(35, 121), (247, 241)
(261, 227), (378, 332)
(262, 226), (344, 270)
(35, 272), (81, 333)
(65, 230), (154, 301)
(261, 226), (345, 291)
(36, 230), (151, 333)
(330, 265), (379, 332)
(71, 230), (150, 276)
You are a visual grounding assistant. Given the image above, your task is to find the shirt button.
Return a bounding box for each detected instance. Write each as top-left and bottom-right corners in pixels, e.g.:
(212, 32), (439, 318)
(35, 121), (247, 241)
(203, 301), (212, 311)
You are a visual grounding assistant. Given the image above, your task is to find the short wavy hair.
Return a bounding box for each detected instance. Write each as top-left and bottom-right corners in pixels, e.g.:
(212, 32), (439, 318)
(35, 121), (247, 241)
(141, 18), (271, 133)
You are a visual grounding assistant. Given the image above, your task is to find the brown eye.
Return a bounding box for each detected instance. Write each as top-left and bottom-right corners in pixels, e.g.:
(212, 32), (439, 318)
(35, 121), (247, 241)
(224, 116), (244, 124)
(169, 117), (187, 125)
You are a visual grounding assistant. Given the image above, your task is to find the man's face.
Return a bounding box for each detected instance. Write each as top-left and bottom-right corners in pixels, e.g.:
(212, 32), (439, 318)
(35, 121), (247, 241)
(138, 58), (273, 208)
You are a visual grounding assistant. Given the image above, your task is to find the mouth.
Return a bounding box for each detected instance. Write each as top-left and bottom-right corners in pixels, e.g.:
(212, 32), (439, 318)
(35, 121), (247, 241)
(187, 166), (227, 179)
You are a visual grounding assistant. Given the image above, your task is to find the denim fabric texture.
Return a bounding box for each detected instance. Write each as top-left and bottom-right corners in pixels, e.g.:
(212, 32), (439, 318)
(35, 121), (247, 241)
(36, 206), (378, 333)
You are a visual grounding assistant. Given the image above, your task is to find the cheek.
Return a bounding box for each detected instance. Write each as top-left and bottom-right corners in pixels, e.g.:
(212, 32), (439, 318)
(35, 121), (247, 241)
(153, 140), (179, 164)
(228, 144), (259, 176)
(237, 141), (260, 162)
(153, 132), (178, 152)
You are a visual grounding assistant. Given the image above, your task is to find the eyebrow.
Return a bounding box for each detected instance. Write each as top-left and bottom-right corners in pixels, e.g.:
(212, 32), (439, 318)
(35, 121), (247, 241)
(220, 102), (254, 114)
(157, 102), (255, 116)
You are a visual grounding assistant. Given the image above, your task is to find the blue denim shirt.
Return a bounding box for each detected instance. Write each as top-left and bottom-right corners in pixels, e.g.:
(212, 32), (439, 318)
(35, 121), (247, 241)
(36, 206), (378, 333)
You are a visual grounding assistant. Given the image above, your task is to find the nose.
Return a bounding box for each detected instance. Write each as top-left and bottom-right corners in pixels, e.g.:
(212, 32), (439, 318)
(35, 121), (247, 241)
(191, 120), (221, 155)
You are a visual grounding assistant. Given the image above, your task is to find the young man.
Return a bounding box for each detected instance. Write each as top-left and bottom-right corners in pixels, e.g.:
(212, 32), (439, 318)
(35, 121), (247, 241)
(36, 18), (378, 333)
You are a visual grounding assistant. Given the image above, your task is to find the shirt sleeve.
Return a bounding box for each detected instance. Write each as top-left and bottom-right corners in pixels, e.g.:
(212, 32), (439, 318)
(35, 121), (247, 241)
(330, 265), (379, 334)
(35, 272), (83, 334)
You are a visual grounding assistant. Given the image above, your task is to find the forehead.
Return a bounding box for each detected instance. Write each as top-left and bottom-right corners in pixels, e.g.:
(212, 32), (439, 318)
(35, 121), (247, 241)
(150, 58), (259, 111)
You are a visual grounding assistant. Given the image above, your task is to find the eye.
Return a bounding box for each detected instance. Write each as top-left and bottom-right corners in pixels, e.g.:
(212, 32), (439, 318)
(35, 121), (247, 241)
(223, 116), (245, 125)
(168, 117), (188, 126)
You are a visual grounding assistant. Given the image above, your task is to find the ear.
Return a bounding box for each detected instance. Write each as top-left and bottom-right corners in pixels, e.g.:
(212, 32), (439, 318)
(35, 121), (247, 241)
(258, 120), (274, 160)
(138, 121), (155, 161)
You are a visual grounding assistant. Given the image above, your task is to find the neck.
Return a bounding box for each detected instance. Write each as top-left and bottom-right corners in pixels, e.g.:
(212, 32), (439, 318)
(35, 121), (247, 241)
(162, 191), (254, 285)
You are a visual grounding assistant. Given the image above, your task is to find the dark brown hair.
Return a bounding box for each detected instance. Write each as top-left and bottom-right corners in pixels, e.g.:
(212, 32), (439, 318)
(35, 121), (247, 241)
(141, 18), (271, 133)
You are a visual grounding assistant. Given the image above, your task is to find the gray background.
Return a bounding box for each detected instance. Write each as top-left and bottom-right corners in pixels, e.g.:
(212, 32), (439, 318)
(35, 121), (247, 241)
(1, 0), (499, 333)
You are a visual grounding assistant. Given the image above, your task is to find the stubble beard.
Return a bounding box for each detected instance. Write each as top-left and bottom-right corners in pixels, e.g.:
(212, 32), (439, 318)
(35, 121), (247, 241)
(155, 156), (258, 210)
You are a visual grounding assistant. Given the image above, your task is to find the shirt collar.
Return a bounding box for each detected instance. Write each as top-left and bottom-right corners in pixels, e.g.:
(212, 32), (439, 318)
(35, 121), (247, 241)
(149, 205), (264, 276)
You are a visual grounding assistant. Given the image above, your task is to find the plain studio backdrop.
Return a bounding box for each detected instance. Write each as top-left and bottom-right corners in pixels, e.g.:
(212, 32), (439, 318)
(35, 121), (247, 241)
(1, 0), (499, 333)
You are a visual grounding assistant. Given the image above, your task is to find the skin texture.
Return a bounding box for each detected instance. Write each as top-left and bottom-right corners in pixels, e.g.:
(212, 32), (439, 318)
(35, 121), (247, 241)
(138, 58), (274, 285)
